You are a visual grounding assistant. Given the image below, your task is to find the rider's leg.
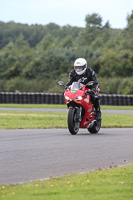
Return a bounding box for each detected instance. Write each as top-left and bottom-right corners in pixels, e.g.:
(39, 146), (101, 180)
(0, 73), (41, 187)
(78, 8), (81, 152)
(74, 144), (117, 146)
(91, 95), (101, 120)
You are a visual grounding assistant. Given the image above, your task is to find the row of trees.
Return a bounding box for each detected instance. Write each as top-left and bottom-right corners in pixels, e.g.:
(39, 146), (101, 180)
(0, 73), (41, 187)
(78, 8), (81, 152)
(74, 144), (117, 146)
(0, 11), (133, 94)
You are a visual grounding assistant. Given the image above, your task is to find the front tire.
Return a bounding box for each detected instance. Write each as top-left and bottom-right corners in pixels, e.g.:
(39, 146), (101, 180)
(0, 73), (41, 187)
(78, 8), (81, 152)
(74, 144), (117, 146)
(68, 108), (80, 135)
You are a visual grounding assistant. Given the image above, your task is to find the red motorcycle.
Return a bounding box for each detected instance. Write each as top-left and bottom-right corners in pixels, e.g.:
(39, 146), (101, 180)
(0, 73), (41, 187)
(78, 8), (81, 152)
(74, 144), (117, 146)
(58, 79), (101, 135)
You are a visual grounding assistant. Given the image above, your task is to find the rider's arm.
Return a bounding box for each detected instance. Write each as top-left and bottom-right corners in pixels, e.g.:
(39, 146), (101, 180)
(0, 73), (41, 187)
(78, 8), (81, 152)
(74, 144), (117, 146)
(88, 68), (99, 91)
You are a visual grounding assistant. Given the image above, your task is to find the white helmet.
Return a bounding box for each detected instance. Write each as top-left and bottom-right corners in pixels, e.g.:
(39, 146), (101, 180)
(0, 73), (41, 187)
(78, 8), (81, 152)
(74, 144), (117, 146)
(74, 58), (87, 75)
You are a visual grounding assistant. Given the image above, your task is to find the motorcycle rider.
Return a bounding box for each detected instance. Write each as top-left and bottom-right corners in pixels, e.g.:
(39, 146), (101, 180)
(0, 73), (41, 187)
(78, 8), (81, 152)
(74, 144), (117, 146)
(65, 58), (101, 120)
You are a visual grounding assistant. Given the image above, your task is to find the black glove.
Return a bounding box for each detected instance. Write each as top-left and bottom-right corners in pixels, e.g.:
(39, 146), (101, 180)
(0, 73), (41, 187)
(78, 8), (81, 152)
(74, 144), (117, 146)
(85, 88), (96, 96)
(90, 88), (96, 96)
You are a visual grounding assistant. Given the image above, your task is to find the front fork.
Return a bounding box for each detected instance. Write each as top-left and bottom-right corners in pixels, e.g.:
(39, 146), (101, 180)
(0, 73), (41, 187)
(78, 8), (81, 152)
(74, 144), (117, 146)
(75, 106), (82, 122)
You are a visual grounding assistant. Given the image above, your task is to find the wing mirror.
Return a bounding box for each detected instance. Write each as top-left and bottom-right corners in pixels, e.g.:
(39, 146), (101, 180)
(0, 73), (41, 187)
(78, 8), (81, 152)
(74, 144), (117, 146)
(58, 81), (65, 86)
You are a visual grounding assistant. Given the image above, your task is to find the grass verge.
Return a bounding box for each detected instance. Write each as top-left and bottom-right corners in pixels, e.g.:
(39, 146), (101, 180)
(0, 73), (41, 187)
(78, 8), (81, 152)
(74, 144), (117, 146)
(0, 164), (133, 200)
(0, 112), (67, 129)
(0, 104), (133, 110)
(0, 112), (133, 129)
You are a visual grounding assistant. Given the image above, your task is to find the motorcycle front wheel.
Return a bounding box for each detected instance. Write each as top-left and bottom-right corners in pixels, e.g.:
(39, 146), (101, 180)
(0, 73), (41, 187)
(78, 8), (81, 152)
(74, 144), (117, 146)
(68, 107), (80, 135)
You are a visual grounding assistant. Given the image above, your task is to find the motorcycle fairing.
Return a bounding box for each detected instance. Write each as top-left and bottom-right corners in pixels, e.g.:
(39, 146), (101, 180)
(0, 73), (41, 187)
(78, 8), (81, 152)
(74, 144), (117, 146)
(65, 86), (95, 128)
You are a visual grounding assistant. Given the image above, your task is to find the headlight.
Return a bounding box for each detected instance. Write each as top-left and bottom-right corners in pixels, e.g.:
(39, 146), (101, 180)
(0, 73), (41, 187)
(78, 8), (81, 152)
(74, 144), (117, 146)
(65, 96), (71, 101)
(78, 96), (83, 100)
(75, 96), (83, 101)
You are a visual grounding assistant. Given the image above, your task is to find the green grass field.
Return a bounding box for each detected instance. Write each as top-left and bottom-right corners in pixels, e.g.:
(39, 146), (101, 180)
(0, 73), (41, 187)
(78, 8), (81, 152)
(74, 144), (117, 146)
(0, 111), (133, 129)
(0, 164), (133, 200)
(0, 104), (133, 129)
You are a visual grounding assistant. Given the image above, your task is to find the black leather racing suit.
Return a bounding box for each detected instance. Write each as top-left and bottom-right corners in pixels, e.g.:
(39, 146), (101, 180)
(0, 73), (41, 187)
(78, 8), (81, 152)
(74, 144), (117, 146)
(65, 68), (100, 111)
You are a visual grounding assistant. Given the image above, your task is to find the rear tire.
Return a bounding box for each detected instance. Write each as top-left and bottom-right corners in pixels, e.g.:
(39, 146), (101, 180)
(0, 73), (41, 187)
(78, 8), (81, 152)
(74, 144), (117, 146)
(68, 108), (80, 135)
(88, 120), (101, 134)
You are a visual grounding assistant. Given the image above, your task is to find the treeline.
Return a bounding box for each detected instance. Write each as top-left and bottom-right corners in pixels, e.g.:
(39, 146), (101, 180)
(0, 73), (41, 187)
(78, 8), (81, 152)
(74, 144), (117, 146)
(0, 11), (133, 94)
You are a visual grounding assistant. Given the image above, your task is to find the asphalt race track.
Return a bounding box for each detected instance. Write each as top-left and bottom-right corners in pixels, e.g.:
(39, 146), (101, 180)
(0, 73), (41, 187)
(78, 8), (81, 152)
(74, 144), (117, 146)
(0, 107), (133, 114)
(0, 128), (133, 185)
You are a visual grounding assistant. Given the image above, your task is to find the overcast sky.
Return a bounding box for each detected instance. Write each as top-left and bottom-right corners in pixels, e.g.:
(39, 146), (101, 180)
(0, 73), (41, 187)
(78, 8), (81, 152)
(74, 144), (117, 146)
(1, 0), (133, 29)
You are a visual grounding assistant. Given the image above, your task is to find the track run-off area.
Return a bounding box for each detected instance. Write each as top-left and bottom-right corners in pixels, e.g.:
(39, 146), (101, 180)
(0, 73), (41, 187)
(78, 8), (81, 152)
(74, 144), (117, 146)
(0, 127), (133, 185)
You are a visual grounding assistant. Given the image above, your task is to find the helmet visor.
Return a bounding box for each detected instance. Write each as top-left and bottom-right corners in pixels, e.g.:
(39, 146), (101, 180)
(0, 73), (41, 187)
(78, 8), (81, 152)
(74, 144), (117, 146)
(75, 66), (84, 72)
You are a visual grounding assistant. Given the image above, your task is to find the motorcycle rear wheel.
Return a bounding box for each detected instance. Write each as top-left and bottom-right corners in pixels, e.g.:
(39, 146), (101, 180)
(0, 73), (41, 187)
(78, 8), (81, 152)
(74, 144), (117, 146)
(87, 120), (101, 134)
(68, 108), (80, 135)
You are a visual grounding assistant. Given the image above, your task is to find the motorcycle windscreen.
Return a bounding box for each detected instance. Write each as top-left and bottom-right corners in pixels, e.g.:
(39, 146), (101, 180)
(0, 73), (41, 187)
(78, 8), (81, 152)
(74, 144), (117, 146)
(71, 82), (83, 93)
